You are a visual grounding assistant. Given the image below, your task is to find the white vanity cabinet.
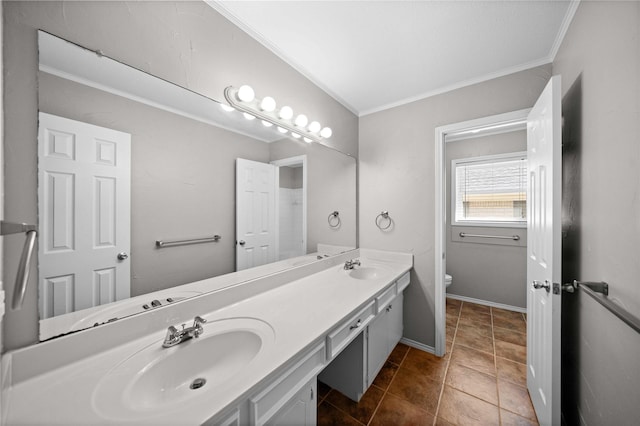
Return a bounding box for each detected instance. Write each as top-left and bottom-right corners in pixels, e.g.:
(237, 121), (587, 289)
(319, 272), (410, 402)
(367, 292), (403, 386)
(249, 343), (325, 426)
(263, 378), (316, 426)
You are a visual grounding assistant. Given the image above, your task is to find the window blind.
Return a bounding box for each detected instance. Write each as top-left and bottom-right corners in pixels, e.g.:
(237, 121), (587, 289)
(454, 154), (527, 224)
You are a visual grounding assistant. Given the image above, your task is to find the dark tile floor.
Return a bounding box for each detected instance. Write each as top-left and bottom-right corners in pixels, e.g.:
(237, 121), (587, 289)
(317, 299), (538, 425)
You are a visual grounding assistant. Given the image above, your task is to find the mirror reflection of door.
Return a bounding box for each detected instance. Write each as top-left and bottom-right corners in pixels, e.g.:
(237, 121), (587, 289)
(235, 158), (277, 270)
(38, 112), (131, 319)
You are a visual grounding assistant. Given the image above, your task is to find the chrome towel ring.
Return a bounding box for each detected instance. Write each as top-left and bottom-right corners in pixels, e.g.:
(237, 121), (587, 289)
(328, 211), (341, 228)
(375, 211), (392, 230)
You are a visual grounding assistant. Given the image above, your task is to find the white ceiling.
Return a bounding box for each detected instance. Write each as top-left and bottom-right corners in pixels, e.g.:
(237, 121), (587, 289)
(210, 1), (578, 116)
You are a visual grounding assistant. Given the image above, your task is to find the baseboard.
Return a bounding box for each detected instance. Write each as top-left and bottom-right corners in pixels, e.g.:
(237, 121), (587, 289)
(446, 294), (526, 313)
(399, 337), (435, 354)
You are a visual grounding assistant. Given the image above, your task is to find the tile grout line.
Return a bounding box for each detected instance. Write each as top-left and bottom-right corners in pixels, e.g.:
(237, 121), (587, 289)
(366, 346), (409, 426)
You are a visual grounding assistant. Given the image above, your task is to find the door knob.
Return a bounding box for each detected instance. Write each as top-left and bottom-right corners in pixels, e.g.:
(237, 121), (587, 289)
(117, 252), (129, 260)
(532, 279), (551, 293)
(238, 240), (246, 246)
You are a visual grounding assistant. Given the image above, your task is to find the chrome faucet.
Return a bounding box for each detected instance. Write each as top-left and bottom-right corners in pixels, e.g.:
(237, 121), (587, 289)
(344, 259), (361, 270)
(163, 316), (207, 348)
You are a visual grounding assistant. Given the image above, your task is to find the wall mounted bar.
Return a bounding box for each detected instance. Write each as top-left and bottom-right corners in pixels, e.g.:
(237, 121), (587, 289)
(459, 232), (520, 241)
(1, 221), (38, 310)
(156, 235), (222, 248)
(573, 280), (640, 334)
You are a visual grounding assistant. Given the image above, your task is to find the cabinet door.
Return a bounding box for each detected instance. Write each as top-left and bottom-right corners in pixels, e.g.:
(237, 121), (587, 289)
(387, 293), (404, 350)
(267, 379), (316, 426)
(367, 312), (389, 386)
(367, 293), (404, 385)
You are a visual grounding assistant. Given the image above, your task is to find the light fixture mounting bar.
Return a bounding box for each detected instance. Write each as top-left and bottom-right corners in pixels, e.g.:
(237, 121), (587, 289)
(224, 86), (323, 144)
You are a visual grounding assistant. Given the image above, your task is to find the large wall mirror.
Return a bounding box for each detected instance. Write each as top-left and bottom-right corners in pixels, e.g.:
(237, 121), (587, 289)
(37, 31), (356, 340)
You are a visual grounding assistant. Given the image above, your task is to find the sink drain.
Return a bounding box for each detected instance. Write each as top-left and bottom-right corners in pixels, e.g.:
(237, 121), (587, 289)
(190, 378), (207, 390)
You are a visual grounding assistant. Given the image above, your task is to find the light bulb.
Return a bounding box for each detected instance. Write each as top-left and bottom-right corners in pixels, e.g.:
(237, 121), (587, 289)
(291, 133), (301, 139)
(260, 96), (276, 112)
(320, 127), (333, 138)
(237, 85), (255, 103)
(308, 121), (321, 133)
(279, 106), (293, 120)
(220, 104), (235, 112)
(277, 126), (288, 133)
(303, 137), (313, 143)
(243, 112), (256, 120)
(294, 114), (308, 127)
(261, 120), (273, 127)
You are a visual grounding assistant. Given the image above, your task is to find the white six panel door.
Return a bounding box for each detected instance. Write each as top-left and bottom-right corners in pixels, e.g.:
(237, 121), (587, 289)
(38, 112), (131, 319)
(526, 75), (562, 426)
(236, 158), (276, 271)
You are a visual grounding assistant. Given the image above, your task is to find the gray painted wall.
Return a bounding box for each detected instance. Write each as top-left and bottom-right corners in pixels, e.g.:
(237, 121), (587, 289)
(359, 64), (551, 348)
(2, 1), (358, 352)
(445, 131), (527, 308)
(553, 2), (640, 423)
(279, 167), (303, 189)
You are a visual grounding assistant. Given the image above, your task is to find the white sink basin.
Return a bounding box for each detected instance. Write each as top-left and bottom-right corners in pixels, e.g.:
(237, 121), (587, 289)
(92, 317), (274, 418)
(347, 264), (392, 280)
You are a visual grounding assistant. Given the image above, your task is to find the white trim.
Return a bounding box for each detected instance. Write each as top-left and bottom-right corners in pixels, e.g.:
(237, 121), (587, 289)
(205, 1), (359, 116)
(360, 58), (550, 117)
(399, 337), (436, 355)
(434, 108), (531, 358)
(548, 1), (581, 62)
(446, 294), (526, 313)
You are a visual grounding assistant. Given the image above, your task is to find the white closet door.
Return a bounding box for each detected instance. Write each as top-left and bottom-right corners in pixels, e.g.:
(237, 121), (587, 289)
(526, 75), (562, 426)
(38, 112), (131, 318)
(236, 158), (276, 271)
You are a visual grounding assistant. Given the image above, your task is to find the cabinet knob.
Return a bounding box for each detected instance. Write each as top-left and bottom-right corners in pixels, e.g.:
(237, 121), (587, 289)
(349, 319), (362, 330)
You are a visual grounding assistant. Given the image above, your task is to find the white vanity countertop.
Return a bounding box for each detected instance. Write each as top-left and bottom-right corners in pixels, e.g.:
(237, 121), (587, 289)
(4, 249), (412, 425)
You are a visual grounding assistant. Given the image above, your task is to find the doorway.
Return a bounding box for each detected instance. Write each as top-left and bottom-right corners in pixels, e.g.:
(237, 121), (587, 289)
(434, 109), (530, 357)
(271, 155), (307, 261)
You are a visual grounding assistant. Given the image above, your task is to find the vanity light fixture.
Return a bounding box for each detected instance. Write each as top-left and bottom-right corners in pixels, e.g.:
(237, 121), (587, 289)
(294, 114), (308, 128)
(224, 85), (332, 144)
(237, 85), (255, 103)
(260, 96), (276, 112)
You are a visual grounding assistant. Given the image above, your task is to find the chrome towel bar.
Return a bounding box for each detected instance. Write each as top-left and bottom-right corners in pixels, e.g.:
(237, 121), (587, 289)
(572, 280), (640, 334)
(156, 235), (222, 248)
(459, 232), (520, 241)
(1, 221), (38, 310)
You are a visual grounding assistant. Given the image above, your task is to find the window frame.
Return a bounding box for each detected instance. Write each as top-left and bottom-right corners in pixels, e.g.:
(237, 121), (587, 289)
(451, 151), (527, 228)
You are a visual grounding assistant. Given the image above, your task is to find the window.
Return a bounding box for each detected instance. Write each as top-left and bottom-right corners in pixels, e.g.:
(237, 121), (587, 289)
(452, 152), (527, 227)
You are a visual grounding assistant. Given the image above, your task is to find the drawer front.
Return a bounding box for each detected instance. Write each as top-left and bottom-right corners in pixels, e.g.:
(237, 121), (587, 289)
(250, 343), (325, 426)
(326, 301), (375, 359)
(396, 271), (411, 293)
(375, 284), (397, 314)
